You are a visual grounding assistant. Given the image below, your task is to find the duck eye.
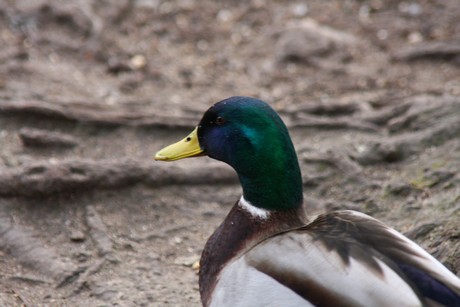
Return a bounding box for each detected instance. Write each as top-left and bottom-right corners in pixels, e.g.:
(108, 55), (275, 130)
(186, 137), (192, 142)
(216, 116), (226, 125)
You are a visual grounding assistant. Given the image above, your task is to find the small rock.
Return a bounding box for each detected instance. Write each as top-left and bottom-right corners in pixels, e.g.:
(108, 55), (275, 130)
(107, 56), (131, 73)
(398, 2), (422, 16)
(377, 29), (389, 41)
(276, 29), (332, 63)
(70, 229), (86, 242)
(291, 3), (308, 17)
(129, 54), (147, 70)
(275, 19), (361, 64)
(192, 260), (200, 271)
(351, 141), (410, 165)
(216, 9), (233, 22)
(408, 32), (423, 44)
(174, 255), (200, 267)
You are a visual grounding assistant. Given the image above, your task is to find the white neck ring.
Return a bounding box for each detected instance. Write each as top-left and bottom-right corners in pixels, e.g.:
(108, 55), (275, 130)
(238, 196), (271, 220)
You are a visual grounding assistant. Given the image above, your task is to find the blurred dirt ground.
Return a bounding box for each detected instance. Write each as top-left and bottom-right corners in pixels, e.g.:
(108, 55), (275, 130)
(0, 0), (459, 306)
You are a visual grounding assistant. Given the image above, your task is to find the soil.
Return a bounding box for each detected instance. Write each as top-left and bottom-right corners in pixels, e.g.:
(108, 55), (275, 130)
(0, 0), (459, 306)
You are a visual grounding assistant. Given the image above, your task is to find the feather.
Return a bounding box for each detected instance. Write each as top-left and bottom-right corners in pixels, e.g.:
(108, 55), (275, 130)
(208, 210), (460, 306)
(246, 231), (422, 307)
(398, 263), (460, 306)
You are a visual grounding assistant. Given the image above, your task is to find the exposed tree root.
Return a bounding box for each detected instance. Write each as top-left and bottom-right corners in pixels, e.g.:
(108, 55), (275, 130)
(386, 95), (460, 133)
(0, 46), (28, 64)
(283, 101), (362, 117)
(19, 128), (79, 148)
(290, 113), (379, 132)
(281, 92), (407, 131)
(300, 150), (379, 186)
(0, 287), (33, 307)
(352, 116), (460, 165)
(0, 100), (198, 128)
(1, 99), (379, 131)
(285, 95), (460, 167)
(6, 94), (452, 136)
(127, 224), (194, 242)
(67, 258), (107, 296)
(6, 274), (49, 285)
(0, 159), (237, 197)
(404, 223), (440, 240)
(393, 41), (460, 61)
(360, 102), (412, 126)
(0, 207), (77, 282)
(285, 95), (460, 138)
(86, 206), (114, 258)
(301, 150), (363, 175)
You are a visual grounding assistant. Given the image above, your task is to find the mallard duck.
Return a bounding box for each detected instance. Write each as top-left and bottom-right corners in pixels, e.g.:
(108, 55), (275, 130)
(155, 96), (460, 307)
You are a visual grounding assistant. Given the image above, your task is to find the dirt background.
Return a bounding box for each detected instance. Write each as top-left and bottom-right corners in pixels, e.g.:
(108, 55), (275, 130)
(0, 0), (459, 306)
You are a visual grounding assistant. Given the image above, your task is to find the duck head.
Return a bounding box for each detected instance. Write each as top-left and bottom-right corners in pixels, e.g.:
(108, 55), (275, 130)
(155, 96), (303, 211)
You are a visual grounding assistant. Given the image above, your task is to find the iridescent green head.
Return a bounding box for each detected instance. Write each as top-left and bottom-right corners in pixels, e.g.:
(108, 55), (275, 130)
(156, 96), (303, 211)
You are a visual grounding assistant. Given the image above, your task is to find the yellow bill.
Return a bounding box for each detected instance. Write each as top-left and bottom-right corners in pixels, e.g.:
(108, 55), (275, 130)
(154, 127), (204, 161)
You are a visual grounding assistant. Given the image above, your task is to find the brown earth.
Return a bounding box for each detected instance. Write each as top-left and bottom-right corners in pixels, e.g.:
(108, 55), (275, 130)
(0, 0), (459, 306)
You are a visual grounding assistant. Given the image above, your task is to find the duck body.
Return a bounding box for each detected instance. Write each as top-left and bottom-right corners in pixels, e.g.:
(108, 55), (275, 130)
(203, 201), (460, 307)
(155, 96), (460, 307)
